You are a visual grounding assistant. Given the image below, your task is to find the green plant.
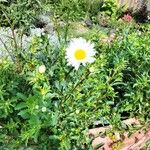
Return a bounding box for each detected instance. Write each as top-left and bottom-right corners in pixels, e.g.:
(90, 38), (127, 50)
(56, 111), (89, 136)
(0, 0), (42, 28)
(0, 23), (150, 149)
(0, 1), (150, 149)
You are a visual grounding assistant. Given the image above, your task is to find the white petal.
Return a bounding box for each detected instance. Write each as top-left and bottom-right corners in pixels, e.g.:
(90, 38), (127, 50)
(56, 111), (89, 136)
(65, 38), (96, 70)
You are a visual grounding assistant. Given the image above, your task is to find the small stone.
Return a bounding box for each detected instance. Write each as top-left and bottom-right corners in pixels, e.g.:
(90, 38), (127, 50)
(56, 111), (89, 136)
(84, 17), (93, 28)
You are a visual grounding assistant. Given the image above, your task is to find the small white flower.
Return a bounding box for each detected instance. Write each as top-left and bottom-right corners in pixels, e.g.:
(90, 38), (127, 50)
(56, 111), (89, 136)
(146, 103), (149, 106)
(137, 30), (142, 36)
(89, 66), (95, 73)
(75, 110), (80, 114)
(35, 105), (39, 109)
(38, 65), (46, 74)
(41, 107), (47, 112)
(65, 37), (96, 70)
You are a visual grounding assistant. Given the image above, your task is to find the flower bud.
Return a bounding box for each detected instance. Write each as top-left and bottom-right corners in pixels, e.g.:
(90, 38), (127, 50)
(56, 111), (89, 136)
(39, 65), (46, 74)
(41, 107), (47, 112)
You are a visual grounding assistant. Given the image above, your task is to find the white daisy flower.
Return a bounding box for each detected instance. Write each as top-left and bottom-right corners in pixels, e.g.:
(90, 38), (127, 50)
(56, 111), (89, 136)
(65, 37), (96, 70)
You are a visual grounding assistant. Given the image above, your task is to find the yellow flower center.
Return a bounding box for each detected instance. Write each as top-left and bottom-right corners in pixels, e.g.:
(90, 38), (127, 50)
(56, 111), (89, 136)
(74, 49), (86, 60)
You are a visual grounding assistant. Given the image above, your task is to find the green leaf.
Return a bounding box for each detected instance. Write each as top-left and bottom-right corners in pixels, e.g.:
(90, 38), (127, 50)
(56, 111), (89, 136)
(15, 102), (27, 110)
(16, 93), (27, 100)
(18, 109), (29, 119)
(51, 112), (59, 126)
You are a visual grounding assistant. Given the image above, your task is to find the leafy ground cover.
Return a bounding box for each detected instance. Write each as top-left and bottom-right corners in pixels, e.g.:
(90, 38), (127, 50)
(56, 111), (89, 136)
(0, 0), (150, 149)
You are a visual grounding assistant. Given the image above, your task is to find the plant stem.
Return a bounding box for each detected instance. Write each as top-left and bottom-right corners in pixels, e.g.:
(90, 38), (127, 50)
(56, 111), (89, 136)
(11, 27), (18, 53)
(0, 38), (15, 63)
(1, 9), (19, 56)
(64, 10), (70, 44)
(65, 67), (74, 80)
(65, 70), (90, 100)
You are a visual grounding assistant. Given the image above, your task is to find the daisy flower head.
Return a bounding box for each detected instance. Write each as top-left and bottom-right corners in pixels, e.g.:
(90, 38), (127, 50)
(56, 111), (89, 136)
(65, 37), (96, 70)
